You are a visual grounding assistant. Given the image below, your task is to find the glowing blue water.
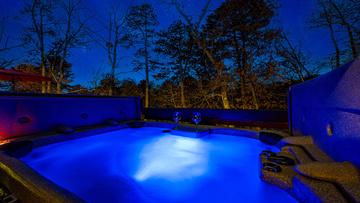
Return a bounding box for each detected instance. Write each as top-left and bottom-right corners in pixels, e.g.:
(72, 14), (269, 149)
(21, 127), (297, 203)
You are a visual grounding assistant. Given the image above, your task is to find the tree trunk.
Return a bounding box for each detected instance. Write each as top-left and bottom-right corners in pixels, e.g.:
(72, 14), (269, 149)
(143, 15), (150, 108)
(192, 35), (230, 109)
(40, 7), (46, 93)
(145, 65), (149, 108)
(109, 66), (115, 96)
(240, 35), (257, 109)
(109, 23), (119, 96)
(328, 23), (341, 68)
(249, 80), (259, 110)
(56, 59), (65, 95)
(232, 31), (247, 109)
(31, 1), (47, 93)
(56, 64), (64, 94)
(56, 71), (63, 94)
(41, 63), (46, 93)
(170, 84), (177, 107)
(221, 83), (230, 109)
(56, 80), (61, 94)
(239, 72), (246, 109)
(56, 6), (71, 95)
(321, 2), (341, 68)
(345, 24), (358, 58)
(180, 80), (186, 108)
(108, 65), (115, 96)
(144, 36), (149, 108)
(330, 1), (358, 58)
(109, 86), (113, 96)
(47, 81), (51, 93)
(40, 21), (46, 93)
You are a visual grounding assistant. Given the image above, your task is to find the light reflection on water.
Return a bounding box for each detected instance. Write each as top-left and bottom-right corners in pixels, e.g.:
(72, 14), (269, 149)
(134, 135), (208, 181)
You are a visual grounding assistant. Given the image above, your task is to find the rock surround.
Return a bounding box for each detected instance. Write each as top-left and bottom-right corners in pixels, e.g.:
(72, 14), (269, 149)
(260, 136), (360, 202)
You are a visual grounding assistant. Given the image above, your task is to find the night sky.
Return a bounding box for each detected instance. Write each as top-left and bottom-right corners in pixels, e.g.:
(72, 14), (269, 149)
(0, 0), (332, 87)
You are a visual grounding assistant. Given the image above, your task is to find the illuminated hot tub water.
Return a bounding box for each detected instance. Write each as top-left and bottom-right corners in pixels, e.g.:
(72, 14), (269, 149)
(20, 127), (297, 202)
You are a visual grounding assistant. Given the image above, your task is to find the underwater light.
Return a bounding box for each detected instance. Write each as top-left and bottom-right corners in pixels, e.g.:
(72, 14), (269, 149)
(134, 135), (208, 181)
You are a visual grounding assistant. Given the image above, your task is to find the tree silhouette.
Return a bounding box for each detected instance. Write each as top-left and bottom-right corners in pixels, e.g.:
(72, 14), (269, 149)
(125, 4), (158, 108)
(155, 21), (195, 107)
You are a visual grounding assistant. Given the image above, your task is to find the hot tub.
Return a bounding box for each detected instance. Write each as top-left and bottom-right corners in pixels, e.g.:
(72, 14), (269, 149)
(2, 124), (297, 202)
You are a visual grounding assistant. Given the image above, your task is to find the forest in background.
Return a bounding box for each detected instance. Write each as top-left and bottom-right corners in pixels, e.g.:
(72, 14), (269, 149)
(0, 0), (359, 110)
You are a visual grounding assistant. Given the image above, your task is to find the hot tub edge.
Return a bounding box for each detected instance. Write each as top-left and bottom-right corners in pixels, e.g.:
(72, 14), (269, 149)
(0, 121), (268, 202)
(0, 152), (84, 203)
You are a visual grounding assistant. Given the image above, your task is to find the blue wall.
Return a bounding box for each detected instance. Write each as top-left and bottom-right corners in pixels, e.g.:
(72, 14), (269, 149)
(289, 60), (360, 168)
(0, 93), (141, 140)
(145, 108), (288, 128)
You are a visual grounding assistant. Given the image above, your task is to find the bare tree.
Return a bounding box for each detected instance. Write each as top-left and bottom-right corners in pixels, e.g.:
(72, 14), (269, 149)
(311, 0), (359, 68)
(50, 0), (89, 94)
(155, 21), (195, 108)
(23, 0), (56, 93)
(0, 17), (15, 67)
(87, 1), (134, 96)
(275, 33), (314, 82)
(310, 0), (341, 68)
(0, 18), (7, 53)
(0, 17), (24, 54)
(328, 0), (358, 58)
(125, 4), (158, 108)
(105, 6), (130, 96)
(166, 0), (231, 109)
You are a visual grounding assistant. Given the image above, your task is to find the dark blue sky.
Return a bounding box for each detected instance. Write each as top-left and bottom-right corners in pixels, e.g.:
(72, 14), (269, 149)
(0, 0), (332, 87)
